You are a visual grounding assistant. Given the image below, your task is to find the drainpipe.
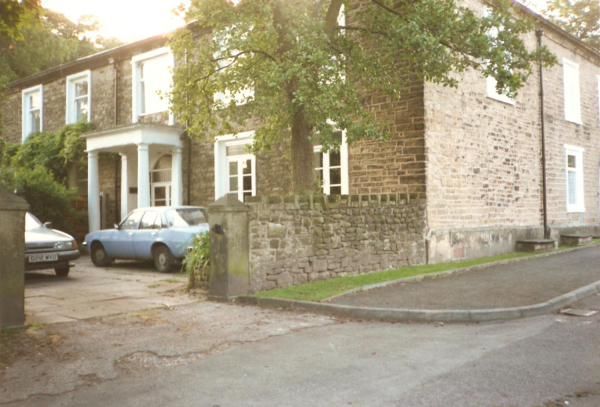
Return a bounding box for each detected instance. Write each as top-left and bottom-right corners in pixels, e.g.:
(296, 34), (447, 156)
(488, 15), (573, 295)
(183, 50), (192, 206)
(109, 57), (118, 126)
(109, 57), (120, 221)
(187, 132), (191, 205)
(536, 29), (549, 239)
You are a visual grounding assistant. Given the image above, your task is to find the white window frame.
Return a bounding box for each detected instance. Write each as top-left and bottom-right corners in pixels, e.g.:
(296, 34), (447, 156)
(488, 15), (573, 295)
(564, 144), (585, 213)
(313, 129), (349, 195)
(563, 58), (582, 125)
(131, 47), (175, 125)
(150, 154), (173, 207)
(66, 70), (91, 124)
(596, 75), (600, 129)
(482, 6), (515, 105)
(21, 85), (43, 141)
(214, 131), (256, 201)
(486, 76), (515, 105)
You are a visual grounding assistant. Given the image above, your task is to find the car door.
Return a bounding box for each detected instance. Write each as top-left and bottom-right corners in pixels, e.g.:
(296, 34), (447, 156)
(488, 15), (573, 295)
(133, 211), (160, 259)
(104, 211), (143, 258)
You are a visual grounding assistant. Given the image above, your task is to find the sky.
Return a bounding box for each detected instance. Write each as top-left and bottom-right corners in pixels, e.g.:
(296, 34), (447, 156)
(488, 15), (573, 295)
(42, 0), (190, 43)
(41, 0), (550, 45)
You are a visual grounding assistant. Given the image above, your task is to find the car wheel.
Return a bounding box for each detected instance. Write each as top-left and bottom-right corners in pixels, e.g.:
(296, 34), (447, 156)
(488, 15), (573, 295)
(54, 266), (70, 277)
(154, 245), (174, 273)
(91, 243), (112, 267)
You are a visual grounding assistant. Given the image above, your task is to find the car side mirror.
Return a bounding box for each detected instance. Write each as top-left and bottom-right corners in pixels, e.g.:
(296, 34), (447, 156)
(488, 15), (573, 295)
(114, 224), (119, 229)
(43, 222), (53, 229)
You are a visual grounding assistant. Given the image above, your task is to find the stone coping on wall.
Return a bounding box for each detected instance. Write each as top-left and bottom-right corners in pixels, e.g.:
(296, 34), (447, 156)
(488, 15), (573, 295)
(244, 193), (425, 211)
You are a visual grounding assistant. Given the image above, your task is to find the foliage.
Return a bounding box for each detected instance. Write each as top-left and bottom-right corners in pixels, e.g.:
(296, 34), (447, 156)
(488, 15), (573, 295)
(254, 251), (544, 301)
(5, 121), (94, 182)
(0, 0), (42, 41)
(0, 8), (123, 82)
(0, 165), (77, 233)
(170, 0), (557, 193)
(183, 232), (211, 289)
(0, 122), (93, 234)
(545, 0), (600, 49)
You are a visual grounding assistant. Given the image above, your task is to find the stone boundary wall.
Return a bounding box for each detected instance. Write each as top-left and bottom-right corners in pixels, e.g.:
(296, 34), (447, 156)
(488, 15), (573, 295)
(245, 194), (427, 292)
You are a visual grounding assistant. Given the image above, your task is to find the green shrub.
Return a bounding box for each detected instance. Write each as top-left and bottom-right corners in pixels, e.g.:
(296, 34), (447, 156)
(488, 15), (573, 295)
(0, 166), (77, 234)
(0, 122), (93, 235)
(183, 232), (210, 289)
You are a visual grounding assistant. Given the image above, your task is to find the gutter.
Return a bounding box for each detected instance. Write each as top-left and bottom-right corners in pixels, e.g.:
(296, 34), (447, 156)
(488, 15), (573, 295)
(536, 29), (550, 239)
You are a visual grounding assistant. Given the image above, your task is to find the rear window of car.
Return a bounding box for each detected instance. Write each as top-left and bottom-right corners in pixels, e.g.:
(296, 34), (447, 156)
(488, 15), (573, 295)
(166, 208), (207, 227)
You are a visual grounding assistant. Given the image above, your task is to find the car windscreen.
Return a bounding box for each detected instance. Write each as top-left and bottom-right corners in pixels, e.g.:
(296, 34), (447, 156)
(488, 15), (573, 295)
(25, 213), (43, 230)
(166, 208), (207, 227)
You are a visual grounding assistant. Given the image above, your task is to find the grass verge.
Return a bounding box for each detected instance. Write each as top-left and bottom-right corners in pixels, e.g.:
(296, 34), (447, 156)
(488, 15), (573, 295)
(253, 240), (600, 302)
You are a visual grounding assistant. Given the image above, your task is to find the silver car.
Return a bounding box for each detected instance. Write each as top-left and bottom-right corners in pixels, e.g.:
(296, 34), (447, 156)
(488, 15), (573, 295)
(25, 213), (80, 277)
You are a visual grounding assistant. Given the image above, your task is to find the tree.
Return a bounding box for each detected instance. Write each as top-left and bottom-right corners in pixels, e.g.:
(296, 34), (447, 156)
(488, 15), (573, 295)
(545, 0), (600, 48)
(0, 0), (42, 41)
(0, 9), (123, 82)
(169, 0), (557, 194)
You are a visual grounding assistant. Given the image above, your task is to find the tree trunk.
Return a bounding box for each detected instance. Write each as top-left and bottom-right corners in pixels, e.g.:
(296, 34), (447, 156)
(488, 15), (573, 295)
(290, 110), (315, 195)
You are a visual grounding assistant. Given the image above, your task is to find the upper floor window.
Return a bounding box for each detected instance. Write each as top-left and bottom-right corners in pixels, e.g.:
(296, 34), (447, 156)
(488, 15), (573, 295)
(482, 7), (514, 105)
(214, 131), (256, 201)
(66, 70), (91, 124)
(132, 47), (174, 123)
(313, 130), (349, 195)
(563, 58), (582, 124)
(564, 145), (585, 213)
(22, 85), (43, 141)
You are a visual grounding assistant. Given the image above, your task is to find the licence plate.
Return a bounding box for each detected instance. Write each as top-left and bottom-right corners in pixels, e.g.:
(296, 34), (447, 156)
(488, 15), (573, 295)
(28, 253), (58, 263)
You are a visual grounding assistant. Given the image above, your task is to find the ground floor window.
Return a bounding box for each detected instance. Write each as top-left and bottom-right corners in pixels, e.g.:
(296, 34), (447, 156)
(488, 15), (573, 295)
(214, 132), (256, 201)
(151, 154), (172, 207)
(313, 130), (349, 195)
(564, 145), (585, 213)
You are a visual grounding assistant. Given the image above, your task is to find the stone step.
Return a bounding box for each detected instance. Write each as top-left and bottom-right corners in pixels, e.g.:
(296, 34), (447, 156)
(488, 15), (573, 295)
(516, 239), (557, 252)
(561, 234), (593, 246)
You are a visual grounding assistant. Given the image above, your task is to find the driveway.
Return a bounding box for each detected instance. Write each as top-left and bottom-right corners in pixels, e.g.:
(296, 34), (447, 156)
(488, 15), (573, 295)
(24, 255), (201, 325)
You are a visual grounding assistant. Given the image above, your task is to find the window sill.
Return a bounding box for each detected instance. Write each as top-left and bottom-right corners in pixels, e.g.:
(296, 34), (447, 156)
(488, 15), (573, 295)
(564, 118), (582, 126)
(486, 95), (515, 105)
(567, 206), (586, 213)
(139, 111), (168, 117)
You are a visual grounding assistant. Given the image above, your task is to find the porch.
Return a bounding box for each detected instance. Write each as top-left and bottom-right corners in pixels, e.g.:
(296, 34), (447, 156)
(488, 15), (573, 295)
(82, 123), (185, 232)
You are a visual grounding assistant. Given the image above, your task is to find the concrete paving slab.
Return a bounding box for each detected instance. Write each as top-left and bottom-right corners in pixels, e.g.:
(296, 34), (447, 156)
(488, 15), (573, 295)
(24, 255), (200, 324)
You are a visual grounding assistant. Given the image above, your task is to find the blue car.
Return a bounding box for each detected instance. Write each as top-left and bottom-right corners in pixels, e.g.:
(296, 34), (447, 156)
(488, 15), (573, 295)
(83, 206), (209, 273)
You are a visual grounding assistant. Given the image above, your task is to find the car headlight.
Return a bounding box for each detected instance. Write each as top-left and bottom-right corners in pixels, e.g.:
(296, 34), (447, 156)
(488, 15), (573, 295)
(54, 241), (75, 250)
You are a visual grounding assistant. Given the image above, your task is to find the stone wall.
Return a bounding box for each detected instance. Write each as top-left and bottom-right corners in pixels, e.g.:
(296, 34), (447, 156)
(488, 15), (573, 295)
(184, 137), (293, 207)
(349, 84), (426, 197)
(245, 193), (427, 292)
(425, 0), (600, 262)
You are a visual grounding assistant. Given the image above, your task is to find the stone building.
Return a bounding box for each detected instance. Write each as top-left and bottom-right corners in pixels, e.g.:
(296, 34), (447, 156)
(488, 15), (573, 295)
(1, 0), (599, 279)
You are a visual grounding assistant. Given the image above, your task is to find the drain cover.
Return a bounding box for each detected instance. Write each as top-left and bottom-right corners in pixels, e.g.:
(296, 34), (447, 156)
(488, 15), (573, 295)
(560, 309), (598, 317)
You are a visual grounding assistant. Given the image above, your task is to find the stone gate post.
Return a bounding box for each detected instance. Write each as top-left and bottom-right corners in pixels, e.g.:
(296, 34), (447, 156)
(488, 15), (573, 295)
(206, 194), (250, 301)
(0, 187), (29, 327)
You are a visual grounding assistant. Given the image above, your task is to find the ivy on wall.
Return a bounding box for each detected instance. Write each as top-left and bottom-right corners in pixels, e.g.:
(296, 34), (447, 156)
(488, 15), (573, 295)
(0, 121), (94, 233)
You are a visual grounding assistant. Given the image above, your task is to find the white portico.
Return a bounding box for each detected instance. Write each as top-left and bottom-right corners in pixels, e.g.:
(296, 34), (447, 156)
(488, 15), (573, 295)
(82, 123), (184, 232)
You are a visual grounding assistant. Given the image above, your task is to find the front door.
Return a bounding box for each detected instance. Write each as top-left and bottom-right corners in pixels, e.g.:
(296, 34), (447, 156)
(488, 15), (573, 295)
(152, 183), (171, 207)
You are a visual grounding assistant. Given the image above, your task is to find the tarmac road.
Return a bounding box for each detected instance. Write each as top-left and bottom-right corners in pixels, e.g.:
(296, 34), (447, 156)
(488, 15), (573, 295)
(5, 293), (600, 407)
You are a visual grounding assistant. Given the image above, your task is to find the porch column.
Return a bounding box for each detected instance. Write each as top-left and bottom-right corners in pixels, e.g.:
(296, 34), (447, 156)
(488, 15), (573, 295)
(137, 143), (151, 208)
(87, 151), (101, 232)
(120, 153), (129, 220)
(172, 147), (183, 206)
